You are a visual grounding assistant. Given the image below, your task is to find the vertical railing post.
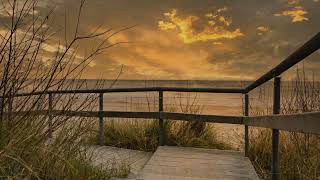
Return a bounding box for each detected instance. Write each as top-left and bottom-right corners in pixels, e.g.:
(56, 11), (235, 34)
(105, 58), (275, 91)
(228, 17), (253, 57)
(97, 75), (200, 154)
(159, 91), (165, 146)
(99, 93), (105, 146)
(48, 93), (53, 138)
(272, 77), (281, 180)
(244, 93), (249, 157)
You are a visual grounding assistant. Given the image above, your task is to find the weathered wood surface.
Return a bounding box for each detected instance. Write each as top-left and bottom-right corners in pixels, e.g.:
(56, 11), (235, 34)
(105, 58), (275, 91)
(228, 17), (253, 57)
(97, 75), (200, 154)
(243, 111), (320, 134)
(3, 87), (244, 98)
(136, 146), (259, 180)
(4, 110), (244, 124)
(160, 112), (243, 124)
(6, 109), (320, 134)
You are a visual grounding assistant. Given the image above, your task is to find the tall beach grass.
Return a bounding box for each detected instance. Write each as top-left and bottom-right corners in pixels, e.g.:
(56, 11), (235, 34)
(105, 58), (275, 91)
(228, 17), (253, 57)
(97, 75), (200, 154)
(248, 67), (320, 179)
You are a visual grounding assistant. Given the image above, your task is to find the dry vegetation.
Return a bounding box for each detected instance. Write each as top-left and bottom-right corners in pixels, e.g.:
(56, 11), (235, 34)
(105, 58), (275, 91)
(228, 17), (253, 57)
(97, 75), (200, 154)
(248, 67), (320, 179)
(0, 0), (129, 179)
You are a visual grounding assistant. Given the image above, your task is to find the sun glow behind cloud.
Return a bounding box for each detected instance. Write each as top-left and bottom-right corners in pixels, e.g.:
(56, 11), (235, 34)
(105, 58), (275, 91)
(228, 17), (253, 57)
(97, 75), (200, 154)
(84, 1), (318, 80)
(2, 0), (317, 80)
(158, 8), (243, 44)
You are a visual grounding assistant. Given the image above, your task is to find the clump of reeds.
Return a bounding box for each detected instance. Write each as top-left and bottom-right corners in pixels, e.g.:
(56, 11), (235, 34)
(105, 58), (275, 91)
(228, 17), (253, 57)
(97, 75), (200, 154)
(96, 92), (231, 152)
(248, 67), (320, 179)
(165, 120), (231, 150)
(101, 119), (159, 152)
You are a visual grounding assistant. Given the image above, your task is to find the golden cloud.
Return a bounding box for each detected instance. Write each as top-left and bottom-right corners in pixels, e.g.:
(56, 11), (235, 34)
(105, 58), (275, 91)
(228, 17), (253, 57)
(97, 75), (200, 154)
(218, 16), (232, 26)
(158, 21), (177, 30)
(288, 0), (299, 5)
(212, 42), (222, 45)
(257, 26), (269, 32)
(158, 8), (243, 44)
(96, 27), (238, 79)
(205, 13), (217, 19)
(42, 43), (66, 53)
(274, 6), (308, 23)
(217, 7), (228, 13)
(257, 26), (270, 35)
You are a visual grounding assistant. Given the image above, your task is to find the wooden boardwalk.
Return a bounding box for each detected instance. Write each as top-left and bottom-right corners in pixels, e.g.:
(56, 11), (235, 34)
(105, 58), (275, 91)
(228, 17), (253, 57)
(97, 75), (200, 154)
(134, 146), (259, 180)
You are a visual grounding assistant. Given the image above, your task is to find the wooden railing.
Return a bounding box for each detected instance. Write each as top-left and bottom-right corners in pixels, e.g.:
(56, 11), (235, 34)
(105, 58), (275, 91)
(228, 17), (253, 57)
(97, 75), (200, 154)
(1, 32), (320, 180)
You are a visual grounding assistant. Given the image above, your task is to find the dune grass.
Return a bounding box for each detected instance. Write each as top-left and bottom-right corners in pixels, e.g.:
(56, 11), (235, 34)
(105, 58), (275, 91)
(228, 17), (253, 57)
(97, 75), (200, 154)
(248, 129), (320, 179)
(0, 116), (129, 179)
(248, 68), (320, 179)
(98, 119), (231, 152)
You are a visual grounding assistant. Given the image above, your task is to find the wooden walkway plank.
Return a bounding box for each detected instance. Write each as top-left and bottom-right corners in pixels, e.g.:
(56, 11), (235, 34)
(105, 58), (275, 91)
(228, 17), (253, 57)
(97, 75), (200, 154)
(136, 146), (259, 180)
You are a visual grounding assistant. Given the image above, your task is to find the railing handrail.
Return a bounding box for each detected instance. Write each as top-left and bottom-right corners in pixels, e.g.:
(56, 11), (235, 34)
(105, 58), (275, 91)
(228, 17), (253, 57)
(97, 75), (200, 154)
(4, 110), (320, 135)
(1, 87), (245, 98)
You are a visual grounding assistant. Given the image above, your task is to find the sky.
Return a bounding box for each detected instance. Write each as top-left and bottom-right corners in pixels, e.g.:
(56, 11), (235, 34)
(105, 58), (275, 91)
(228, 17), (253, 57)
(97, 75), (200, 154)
(1, 0), (320, 80)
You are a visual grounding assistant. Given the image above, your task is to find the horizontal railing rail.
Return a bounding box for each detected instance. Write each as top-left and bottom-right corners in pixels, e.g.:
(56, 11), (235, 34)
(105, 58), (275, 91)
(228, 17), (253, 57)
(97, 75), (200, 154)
(3, 110), (244, 124)
(5, 110), (320, 135)
(243, 111), (320, 134)
(0, 87), (245, 98)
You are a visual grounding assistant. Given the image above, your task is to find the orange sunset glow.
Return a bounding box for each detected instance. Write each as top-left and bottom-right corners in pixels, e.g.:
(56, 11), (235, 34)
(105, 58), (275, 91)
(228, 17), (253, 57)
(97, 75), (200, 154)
(2, 0), (318, 80)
